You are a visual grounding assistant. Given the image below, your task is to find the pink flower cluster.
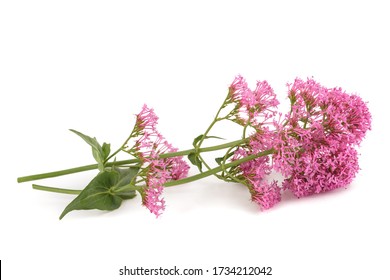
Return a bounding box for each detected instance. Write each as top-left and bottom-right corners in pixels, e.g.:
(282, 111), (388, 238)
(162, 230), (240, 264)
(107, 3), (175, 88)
(134, 105), (190, 217)
(282, 144), (359, 198)
(131, 77), (371, 214)
(229, 75), (279, 126)
(231, 131), (281, 210)
(274, 78), (371, 198)
(229, 76), (371, 209)
(250, 181), (281, 210)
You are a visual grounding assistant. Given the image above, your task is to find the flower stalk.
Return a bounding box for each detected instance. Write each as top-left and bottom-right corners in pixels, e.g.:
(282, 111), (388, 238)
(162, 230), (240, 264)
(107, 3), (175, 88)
(17, 138), (247, 183)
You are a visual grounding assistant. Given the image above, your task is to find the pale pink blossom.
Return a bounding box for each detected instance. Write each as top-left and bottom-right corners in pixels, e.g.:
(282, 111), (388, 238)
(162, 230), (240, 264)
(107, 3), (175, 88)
(273, 78), (368, 198)
(134, 105), (190, 217)
(143, 176), (167, 217)
(282, 144), (359, 198)
(135, 104), (159, 132)
(229, 75), (279, 126)
(232, 130), (274, 184)
(251, 180), (281, 210)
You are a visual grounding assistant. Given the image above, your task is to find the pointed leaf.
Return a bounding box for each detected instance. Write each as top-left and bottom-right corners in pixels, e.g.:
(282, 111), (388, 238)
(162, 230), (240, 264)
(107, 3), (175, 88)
(215, 157), (223, 165)
(188, 152), (202, 171)
(102, 142), (111, 160)
(192, 134), (204, 147)
(215, 151), (236, 165)
(192, 134), (224, 147)
(59, 167), (139, 219)
(70, 129), (110, 171)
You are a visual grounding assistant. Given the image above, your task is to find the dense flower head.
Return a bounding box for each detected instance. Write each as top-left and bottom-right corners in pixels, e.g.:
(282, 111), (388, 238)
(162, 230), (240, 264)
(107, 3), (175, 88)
(282, 143), (359, 198)
(250, 180), (281, 210)
(273, 79), (371, 197)
(285, 78), (371, 145)
(229, 75), (279, 126)
(235, 77), (371, 202)
(133, 104), (190, 217)
(320, 89), (372, 145)
(273, 122), (332, 176)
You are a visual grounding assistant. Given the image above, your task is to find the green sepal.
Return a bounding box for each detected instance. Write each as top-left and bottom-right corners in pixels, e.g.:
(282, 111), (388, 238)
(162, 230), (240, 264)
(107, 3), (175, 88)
(288, 90), (297, 105)
(70, 129), (110, 171)
(59, 166), (139, 219)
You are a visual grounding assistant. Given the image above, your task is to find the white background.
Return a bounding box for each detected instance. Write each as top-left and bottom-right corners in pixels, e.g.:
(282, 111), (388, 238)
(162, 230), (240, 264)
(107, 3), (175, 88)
(1, 1), (389, 279)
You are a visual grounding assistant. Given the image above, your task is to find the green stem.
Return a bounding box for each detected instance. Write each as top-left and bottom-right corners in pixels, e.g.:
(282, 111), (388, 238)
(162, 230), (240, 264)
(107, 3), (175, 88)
(195, 95), (232, 172)
(32, 184), (81, 195)
(33, 148), (275, 194)
(218, 144), (246, 184)
(17, 159), (137, 183)
(104, 129), (136, 164)
(165, 148), (275, 187)
(17, 139), (247, 183)
(195, 118), (221, 172)
(18, 163), (98, 183)
(197, 95), (230, 148)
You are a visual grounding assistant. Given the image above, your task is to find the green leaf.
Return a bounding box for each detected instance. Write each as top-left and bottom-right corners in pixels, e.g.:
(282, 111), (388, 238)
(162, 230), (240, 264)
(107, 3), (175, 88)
(70, 129), (110, 171)
(59, 167), (139, 219)
(192, 134), (224, 147)
(215, 151), (235, 165)
(192, 134), (204, 147)
(215, 157), (223, 165)
(102, 142), (111, 160)
(188, 152), (202, 171)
